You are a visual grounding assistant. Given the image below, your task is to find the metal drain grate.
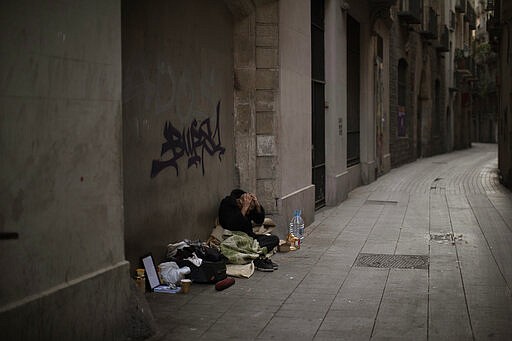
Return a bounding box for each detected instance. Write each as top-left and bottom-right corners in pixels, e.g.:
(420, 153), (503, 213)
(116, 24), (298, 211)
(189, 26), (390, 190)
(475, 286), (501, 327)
(364, 200), (398, 206)
(354, 253), (429, 269)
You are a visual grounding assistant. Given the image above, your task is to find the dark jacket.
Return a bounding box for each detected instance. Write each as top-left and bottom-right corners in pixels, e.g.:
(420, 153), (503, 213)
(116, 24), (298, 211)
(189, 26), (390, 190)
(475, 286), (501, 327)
(218, 195), (265, 238)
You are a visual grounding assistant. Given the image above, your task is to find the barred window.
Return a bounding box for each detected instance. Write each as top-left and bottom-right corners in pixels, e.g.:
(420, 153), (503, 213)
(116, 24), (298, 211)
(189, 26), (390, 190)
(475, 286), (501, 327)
(397, 59), (408, 137)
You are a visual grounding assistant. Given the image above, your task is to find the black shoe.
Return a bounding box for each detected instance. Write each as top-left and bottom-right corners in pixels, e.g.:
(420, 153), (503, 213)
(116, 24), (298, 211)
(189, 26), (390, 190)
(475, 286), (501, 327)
(254, 257), (274, 272)
(266, 258), (278, 270)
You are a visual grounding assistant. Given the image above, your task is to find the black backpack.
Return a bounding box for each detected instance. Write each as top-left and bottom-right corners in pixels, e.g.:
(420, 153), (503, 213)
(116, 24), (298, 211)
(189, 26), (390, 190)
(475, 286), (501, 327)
(174, 245), (227, 283)
(188, 260), (227, 284)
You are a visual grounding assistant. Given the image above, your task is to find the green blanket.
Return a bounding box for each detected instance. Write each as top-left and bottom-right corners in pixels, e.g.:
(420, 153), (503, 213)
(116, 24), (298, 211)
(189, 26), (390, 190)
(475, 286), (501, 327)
(220, 231), (267, 265)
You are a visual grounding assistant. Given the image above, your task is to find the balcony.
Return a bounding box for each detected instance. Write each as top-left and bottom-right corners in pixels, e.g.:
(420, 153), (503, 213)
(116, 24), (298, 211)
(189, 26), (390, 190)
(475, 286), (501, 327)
(486, 0), (496, 11)
(449, 10), (456, 31)
(487, 14), (501, 49)
(455, 56), (476, 78)
(369, 0), (396, 26)
(397, 0), (423, 24)
(465, 2), (476, 29)
(467, 59), (478, 81)
(455, 0), (466, 13)
(369, 0), (396, 6)
(455, 71), (463, 85)
(420, 7), (438, 40)
(437, 25), (450, 52)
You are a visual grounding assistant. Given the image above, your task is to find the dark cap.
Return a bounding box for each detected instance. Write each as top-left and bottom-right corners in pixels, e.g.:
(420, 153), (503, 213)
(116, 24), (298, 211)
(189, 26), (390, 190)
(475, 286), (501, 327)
(230, 189), (246, 199)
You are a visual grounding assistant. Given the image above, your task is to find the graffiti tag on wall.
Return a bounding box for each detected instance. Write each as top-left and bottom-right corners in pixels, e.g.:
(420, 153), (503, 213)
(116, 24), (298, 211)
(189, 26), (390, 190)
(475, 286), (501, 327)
(150, 101), (226, 178)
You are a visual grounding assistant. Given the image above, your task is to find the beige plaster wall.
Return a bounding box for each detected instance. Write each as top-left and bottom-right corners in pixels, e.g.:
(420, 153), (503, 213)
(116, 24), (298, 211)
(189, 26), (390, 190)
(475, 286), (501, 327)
(0, 0), (148, 339)
(277, 0), (315, 231)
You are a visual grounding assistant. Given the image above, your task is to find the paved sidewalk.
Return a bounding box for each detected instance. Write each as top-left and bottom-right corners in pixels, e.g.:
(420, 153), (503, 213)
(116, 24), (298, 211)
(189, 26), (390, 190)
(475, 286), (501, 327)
(146, 143), (512, 340)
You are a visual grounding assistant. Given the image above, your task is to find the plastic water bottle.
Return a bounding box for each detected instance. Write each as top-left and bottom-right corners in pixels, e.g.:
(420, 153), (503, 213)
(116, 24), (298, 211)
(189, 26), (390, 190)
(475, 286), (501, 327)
(289, 209), (305, 246)
(296, 210), (305, 244)
(289, 209), (298, 237)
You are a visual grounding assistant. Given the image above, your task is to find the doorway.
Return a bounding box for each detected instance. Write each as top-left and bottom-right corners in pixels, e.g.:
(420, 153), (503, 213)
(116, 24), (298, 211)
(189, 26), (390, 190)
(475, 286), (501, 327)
(347, 15), (361, 168)
(417, 98), (422, 158)
(311, 0), (325, 209)
(375, 35), (384, 175)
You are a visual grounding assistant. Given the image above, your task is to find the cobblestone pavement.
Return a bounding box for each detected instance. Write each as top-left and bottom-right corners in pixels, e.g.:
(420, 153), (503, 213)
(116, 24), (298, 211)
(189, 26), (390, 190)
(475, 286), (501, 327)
(146, 143), (512, 340)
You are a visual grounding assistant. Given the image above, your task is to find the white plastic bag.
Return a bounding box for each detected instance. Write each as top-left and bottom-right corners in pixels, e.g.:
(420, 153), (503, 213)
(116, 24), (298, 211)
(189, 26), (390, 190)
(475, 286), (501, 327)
(158, 262), (191, 286)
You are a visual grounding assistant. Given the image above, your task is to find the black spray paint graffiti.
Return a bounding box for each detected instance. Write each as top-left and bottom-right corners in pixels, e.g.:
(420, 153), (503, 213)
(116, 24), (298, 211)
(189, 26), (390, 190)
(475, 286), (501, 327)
(150, 101), (226, 178)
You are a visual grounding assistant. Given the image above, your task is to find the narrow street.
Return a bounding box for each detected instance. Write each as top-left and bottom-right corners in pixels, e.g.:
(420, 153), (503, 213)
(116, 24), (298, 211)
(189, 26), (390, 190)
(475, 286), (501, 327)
(147, 143), (512, 340)
(5, 1), (512, 338)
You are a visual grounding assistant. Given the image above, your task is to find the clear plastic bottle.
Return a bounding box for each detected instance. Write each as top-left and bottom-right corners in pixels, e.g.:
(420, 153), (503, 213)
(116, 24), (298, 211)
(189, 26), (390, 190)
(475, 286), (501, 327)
(296, 209), (305, 245)
(289, 209), (305, 246)
(289, 209), (298, 237)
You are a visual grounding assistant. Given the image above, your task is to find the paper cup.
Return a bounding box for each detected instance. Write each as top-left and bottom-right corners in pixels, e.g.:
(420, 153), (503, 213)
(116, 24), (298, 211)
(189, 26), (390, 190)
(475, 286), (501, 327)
(180, 279), (192, 294)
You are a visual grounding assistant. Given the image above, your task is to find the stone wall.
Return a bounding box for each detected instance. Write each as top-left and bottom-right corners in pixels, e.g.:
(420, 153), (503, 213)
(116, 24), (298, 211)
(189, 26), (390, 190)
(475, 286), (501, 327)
(255, 2), (280, 214)
(232, 0), (283, 228)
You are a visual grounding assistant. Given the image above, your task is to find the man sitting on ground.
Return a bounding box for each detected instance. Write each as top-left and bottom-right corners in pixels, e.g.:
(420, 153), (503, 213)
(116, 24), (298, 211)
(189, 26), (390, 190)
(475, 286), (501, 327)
(218, 189), (279, 272)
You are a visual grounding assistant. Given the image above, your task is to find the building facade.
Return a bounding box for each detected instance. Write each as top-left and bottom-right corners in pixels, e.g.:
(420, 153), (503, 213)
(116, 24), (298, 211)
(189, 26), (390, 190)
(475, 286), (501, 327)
(452, 0), (478, 150)
(122, 0), (399, 271)
(488, 0), (512, 189)
(389, 0), (479, 167)
(472, 0), (498, 143)
(471, 1), (498, 143)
